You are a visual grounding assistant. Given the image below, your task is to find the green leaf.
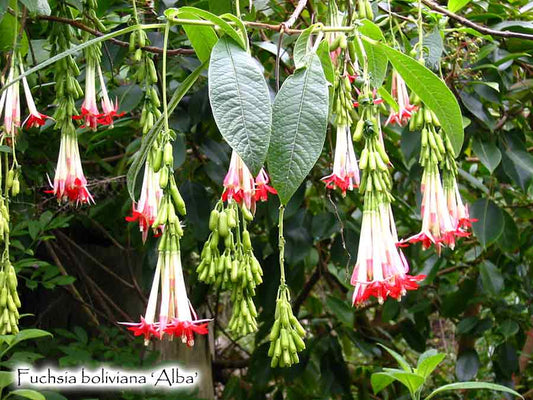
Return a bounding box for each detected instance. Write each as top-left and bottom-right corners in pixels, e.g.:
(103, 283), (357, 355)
(316, 40), (335, 86)
(8, 389), (46, 400)
(293, 25), (316, 69)
(378, 344), (412, 372)
(416, 351), (446, 378)
(0, 371), (13, 390)
(479, 261), (504, 296)
(502, 148), (533, 190)
(378, 45), (464, 156)
(472, 138), (501, 173)
(381, 371), (425, 395)
(378, 87), (399, 112)
(371, 372), (395, 394)
(169, 7), (246, 50)
(208, 0), (232, 14)
(496, 210), (519, 252)
(19, 0), (50, 15)
(448, 0), (472, 13)
(176, 10), (218, 63)
(425, 382), (523, 400)
(0, 329), (52, 358)
(267, 53), (329, 204)
(325, 296), (354, 326)
(470, 199), (504, 248)
(455, 350), (480, 381)
(208, 37), (272, 175)
(0, 13), (29, 55)
(127, 62), (206, 200)
(357, 20), (388, 88)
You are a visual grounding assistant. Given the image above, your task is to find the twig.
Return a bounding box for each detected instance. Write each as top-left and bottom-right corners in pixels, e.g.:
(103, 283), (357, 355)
(55, 230), (135, 289)
(420, 0), (533, 41)
(44, 241), (100, 326)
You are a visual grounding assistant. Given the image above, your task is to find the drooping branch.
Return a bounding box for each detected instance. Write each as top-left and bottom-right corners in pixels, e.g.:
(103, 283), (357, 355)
(420, 0), (533, 41)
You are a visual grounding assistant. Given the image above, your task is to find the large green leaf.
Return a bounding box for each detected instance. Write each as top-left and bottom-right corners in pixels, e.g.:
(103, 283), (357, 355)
(380, 371), (425, 395)
(378, 344), (412, 372)
(168, 7), (246, 50)
(479, 261), (504, 296)
(175, 10), (218, 63)
(8, 390), (46, 400)
(502, 148), (533, 190)
(448, 0), (472, 13)
(416, 350), (445, 378)
(472, 138), (501, 173)
(267, 53), (329, 204)
(456, 349), (480, 381)
(293, 25), (316, 69)
(470, 199), (504, 248)
(425, 382), (523, 400)
(371, 372), (395, 394)
(358, 20), (388, 88)
(378, 45), (464, 156)
(19, 0), (50, 15)
(127, 63), (206, 200)
(208, 37), (272, 175)
(0, 371), (13, 391)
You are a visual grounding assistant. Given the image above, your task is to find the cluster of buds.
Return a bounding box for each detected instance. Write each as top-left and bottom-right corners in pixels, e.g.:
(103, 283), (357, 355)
(124, 131), (209, 345)
(356, 0), (374, 20)
(351, 90), (425, 305)
(403, 96), (475, 252)
(197, 152), (275, 336)
(0, 259), (21, 334)
(268, 286), (306, 368)
(323, 75), (360, 195)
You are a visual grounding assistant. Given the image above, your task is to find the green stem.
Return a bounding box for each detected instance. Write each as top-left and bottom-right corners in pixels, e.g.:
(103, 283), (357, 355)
(278, 205), (286, 285)
(235, 0), (241, 18)
(162, 22), (170, 133)
(418, 0), (424, 60)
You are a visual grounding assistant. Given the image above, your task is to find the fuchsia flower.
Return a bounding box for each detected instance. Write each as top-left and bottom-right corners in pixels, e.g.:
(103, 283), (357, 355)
(222, 151), (276, 210)
(73, 61), (100, 130)
(444, 179), (477, 232)
(97, 65), (124, 127)
(404, 169), (457, 254)
(385, 70), (417, 126)
(255, 168), (277, 201)
(20, 64), (51, 128)
(322, 124), (360, 194)
(1, 67), (20, 136)
(49, 133), (94, 205)
(121, 244), (210, 346)
(125, 162), (163, 242)
(351, 199), (425, 305)
(73, 62), (123, 129)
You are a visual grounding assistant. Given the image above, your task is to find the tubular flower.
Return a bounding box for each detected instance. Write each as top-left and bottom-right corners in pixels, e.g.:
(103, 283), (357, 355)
(444, 178), (476, 232)
(322, 124), (360, 194)
(125, 161), (163, 242)
(51, 133), (94, 205)
(351, 195), (425, 305)
(73, 60), (100, 130)
(254, 168), (277, 202)
(20, 63), (51, 128)
(222, 151), (256, 211)
(385, 70), (417, 126)
(404, 167), (456, 254)
(122, 232), (210, 346)
(1, 67), (21, 136)
(97, 65), (124, 127)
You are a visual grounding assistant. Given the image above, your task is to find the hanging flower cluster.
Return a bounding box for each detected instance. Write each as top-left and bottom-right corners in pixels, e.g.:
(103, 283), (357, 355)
(403, 93), (475, 253)
(351, 89), (426, 305)
(123, 132), (209, 345)
(384, 70), (418, 126)
(126, 31), (163, 242)
(48, 4), (93, 205)
(197, 151), (275, 336)
(323, 75), (360, 195)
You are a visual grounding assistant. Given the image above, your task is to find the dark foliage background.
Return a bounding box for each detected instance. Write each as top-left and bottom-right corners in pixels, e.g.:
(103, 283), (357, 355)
(1, 0), (532, 399)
